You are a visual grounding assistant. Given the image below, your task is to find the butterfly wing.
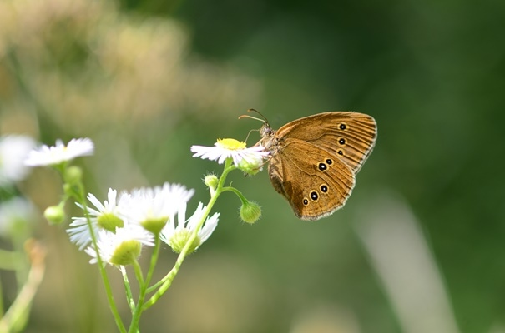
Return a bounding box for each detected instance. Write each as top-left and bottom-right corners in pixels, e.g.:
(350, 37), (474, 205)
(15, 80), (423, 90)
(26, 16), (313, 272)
(275, 112), (377, 173)
(268, 138), (356, 221)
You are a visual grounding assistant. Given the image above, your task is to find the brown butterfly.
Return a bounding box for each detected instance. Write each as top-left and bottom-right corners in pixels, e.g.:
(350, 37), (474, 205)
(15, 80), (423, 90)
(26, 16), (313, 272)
(246, 110), (377, 221)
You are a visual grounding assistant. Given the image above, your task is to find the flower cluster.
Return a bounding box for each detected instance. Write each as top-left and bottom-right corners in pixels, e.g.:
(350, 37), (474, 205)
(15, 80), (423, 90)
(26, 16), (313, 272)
(70, 184), (220, 266)
(21, 136), (267, 266)
(8, 123), (269, 332)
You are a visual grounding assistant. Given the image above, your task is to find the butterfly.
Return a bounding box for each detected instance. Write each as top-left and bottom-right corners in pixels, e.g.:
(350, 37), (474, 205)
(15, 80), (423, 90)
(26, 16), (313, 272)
(248, 110), (377, 220)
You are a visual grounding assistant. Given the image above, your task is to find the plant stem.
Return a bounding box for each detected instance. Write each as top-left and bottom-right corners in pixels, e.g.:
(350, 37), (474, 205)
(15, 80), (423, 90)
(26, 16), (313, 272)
(128, 236), (160, 332)
(119, 267), (135, 314)
(142, 160), (236, 311)
(79, 184), (126, 333)
(221, 186), (248, 204)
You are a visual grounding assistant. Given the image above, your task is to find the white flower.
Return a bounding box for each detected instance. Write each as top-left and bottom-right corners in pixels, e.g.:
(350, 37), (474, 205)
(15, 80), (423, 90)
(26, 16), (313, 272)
(68, 188), (123, 250)
(0, 197), (35, 237)
(119, 182), (194, 234)
(85, 226), (154, 266)
(161, 202), (219, 254)
(24, 138), (94, 166)
(191, 138), (269, 167)
(0, 136), (35, 185)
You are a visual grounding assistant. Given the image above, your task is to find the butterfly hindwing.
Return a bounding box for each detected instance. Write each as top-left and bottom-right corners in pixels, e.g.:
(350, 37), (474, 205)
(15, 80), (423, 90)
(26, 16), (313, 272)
(268, 138), (355, 220)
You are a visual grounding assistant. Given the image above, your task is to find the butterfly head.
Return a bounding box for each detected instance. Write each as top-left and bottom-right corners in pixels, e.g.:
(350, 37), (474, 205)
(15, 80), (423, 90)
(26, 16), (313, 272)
(239, 108), (276, 148)
(259, 122), (274, 138)
(257, 122), (278, 151)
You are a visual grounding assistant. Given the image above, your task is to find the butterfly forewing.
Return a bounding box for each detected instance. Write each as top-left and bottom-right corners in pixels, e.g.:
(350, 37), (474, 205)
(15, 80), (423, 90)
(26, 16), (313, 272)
(275, 112), (377, 172)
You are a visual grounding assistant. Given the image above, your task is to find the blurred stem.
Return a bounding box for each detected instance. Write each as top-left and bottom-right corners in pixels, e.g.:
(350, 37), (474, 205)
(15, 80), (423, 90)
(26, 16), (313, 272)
(10, 234), (29, 332)
(0, 240), (45, 333)
(12, 235), (30, 291)
(142, 159), (236, 310)
(0, 276), (3, 319)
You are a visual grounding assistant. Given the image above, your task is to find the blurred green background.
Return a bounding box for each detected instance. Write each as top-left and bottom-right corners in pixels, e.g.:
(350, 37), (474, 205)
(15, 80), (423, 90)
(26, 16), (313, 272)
(1, 0), (505, 332)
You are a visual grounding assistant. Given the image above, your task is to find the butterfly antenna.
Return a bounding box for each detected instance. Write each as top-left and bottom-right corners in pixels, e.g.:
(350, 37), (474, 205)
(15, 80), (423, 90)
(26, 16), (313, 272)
(248, 108), (269, 121)
(238, 108), (268, 123)
(239, 109), (271, 143)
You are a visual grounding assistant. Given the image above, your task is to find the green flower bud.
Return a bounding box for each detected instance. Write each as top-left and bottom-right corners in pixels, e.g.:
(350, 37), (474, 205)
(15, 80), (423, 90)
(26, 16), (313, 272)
(240, 201), (261, 224)
(204, 175), (219, 188)
(205, 175), (219, 196)
(44, 205), (65, 225)
(238, 157), (263, 176)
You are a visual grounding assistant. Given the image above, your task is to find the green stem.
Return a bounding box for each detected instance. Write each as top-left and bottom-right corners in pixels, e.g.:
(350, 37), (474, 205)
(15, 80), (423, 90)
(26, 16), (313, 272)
(128, 236), (160, 332)
(119, 267), (135, 314)
(128, 261), (144, 333)
(145, 278), (162, 295)
(145, 235), (160, 288)
(79, 184), (126, 333)
(132, 260), (144, 286)
(142, 160), (236, 311)
(221, 186), (248, 204)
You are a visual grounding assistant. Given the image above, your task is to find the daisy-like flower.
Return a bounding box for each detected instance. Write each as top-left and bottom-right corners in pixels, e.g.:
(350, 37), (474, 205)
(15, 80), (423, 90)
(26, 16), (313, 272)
(191, 138), (269, 167)
(0, 136), (35, 185)
(24, 138), (94, 166)
(85, 226), (154, 266)
(119, 182), (194, 234)
(161, 202), (219, 254)
(68, 188), (123, 250)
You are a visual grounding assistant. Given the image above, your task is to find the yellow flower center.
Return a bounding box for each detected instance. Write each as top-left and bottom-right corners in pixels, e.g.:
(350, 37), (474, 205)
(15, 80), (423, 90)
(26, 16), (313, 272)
(141, 216), (169, 234)
(110, 240), (142, 266)
(216, 138), (246, 150)
(98, 213), (125, 231)
(169, 230), (201, 254)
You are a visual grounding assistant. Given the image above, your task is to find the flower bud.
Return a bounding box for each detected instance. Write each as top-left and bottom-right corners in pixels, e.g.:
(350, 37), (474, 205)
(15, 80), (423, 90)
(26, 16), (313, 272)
(204, 175), (219, 188)
(44, 205), (65, 225)
(238, 156), (263, 176)
(240, 201), (261, 224)
(204, 175), (219, 196)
